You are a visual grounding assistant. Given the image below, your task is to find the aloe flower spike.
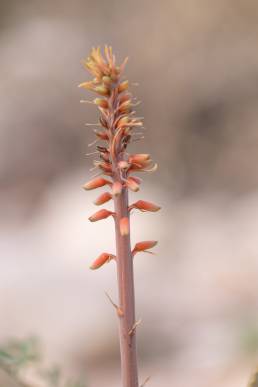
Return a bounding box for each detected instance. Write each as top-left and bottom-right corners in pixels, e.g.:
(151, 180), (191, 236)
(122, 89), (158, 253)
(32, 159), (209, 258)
(80, 46), (159, 387)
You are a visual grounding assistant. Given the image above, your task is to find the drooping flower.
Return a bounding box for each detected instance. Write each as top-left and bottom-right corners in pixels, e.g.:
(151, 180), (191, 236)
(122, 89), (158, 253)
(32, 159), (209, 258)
(129, 200), (161, 212)
(94, 192), (112, 205)
(90, 252), (115, 270)
(88, 209), (114, 222)
(125, 177), (140, 192)
(132, 241), (158, 256)
(83, 177), (111, 190)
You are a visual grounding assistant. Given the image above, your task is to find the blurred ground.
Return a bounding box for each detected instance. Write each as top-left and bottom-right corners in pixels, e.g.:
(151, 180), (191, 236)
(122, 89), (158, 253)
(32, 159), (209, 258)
(1, 0), (258, 386)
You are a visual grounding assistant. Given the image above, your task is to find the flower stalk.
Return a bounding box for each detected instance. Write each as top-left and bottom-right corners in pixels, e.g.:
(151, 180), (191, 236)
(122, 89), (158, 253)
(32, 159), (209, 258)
(80, 46), (160, 387)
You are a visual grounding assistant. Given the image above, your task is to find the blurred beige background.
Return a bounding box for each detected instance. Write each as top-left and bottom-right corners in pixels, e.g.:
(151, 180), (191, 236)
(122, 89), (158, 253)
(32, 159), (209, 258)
(1, 0), (258, 386)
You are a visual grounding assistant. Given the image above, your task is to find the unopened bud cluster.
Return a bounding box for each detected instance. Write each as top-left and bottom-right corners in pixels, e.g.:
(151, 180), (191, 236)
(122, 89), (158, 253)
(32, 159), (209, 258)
(80, 46), (160, 270)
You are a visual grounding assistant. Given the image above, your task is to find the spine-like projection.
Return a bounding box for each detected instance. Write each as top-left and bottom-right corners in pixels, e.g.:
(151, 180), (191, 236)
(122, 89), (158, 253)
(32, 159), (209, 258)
(80, 46), (160, 387)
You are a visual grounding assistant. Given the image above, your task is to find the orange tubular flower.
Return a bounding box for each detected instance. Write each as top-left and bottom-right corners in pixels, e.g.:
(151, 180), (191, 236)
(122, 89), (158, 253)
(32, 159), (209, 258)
(129, 154), (150, 164)
(129, 200), (161, 212)
(88, 209), (114, 222)
(132, 241), (158, 256)
(125, 177), (140, 192)
(80, 46), (159, 387)
(83, 177), (111, 190)
(94, 192), (112, 205)
(90, 252), (115, 270)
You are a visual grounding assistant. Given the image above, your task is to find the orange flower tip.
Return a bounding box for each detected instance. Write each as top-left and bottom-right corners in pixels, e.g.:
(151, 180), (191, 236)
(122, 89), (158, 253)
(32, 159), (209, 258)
(120, 217), (129, 236)
(90, 252), (114, 270)
(83, 177), (111, 190)
(129, 154), (151, 163)
(118, 80), (129, 93)
(130, 162), (158, 173)
(94, 192), (112, 205)
(132, 200), (161, 212)
(88, 209), (114, 222)
(132, 240), (158, 255)
(126, 177), (140, 192)
(93, 98), (109, 109)
(112, 181), (123, 196)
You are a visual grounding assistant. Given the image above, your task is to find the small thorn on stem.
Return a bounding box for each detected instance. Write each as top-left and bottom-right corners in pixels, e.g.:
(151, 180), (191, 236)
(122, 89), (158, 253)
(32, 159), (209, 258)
(140, 376), (151, 387)
(105, 291), (124, 317)
(128, 318), (142, 336)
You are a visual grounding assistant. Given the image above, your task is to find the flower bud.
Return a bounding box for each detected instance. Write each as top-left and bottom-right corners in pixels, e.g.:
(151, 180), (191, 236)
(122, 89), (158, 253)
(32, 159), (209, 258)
(89, 209), (114, 222)
(129, 160), (152, 172)
(94, 130), (109, 140)
(94, 192), (112, 205)
(118, 80), (129, 93)
(119, 94), (131, 104)
(95, 85), (110, 96)
(126, 177), (140, 192)
(130, 200), (161, 212)
(130, 161), (157, 173)
(90, 252), (115, 270)
(78, 81), (93, 90)
(132, 241), (158, 256)
(94, 98), (109, 108)
(120, 217), (129, 236)
(116, 116), (130, 128)
(129, 154), (150, 164)
(83, 177), (111, 190)
(95, 161), (112, 173)
(112, 181), (123, 196)
(119, 100), (131, 113)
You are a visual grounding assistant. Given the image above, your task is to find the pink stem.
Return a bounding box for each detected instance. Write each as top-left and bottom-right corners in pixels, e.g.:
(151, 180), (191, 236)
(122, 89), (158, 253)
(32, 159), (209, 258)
(114, 186), (139, 387)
